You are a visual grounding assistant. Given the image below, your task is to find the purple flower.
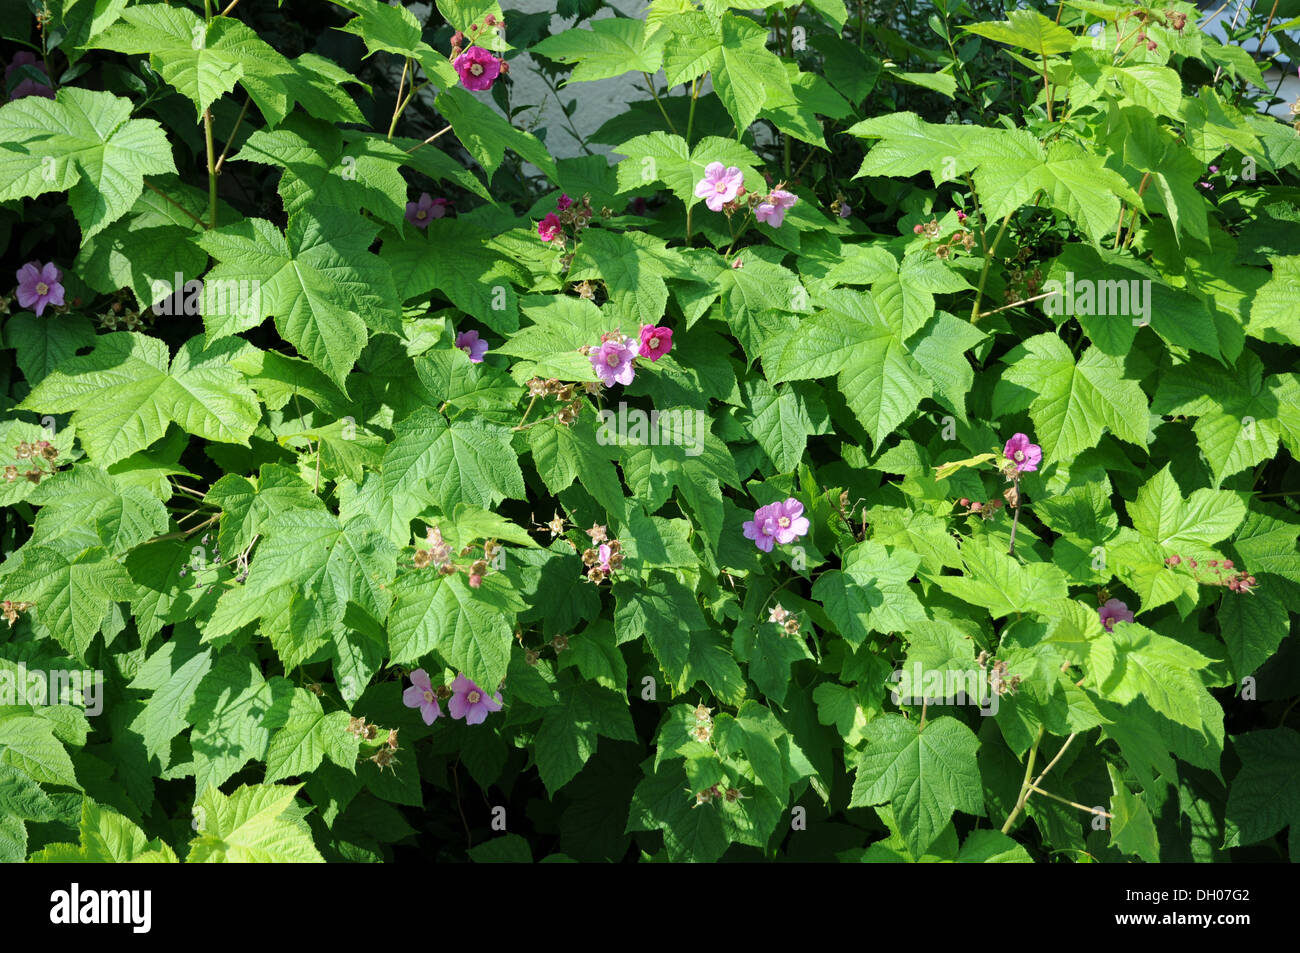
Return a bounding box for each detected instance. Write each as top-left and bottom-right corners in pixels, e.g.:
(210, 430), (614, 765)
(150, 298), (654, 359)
(1098, 598), (1134, 632)
(538, 212), (562, 243)
(742, 498), (810, 552)
(838, 202), (852, 219)
(597, 543), (612, 572)
(402, 668), (443, 725)
(755, 189), (797, 227)
(448, 673), (502, 725)
(1208, 165), (1219, 173)
(455, 329), (488, 362)
(1003, 433), (1042, 473)
(590, 334), (638, 386)
(15, 261), (65, 317)
(5, 52), (54, 101)
(694, 162), (744, 212)
(557, 193), (572, 211)
(406, 192), (449, 228)
(454, 46), (502, 91)
(638, 324), (672, 361)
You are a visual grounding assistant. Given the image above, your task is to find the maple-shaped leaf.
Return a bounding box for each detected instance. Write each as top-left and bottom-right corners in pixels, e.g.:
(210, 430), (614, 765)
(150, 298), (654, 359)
(0, 87), (174, 240)
(21, 333), (260, 467)
(94, 5), (295, 120)
(196, 207), (400, 387)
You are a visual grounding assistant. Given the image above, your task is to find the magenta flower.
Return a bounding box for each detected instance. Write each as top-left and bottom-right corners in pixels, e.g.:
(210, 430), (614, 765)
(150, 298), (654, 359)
(5, 52), (54, 101)
(755, 189), (797, 228)
(638, 324), (672, 361)
(538, 212), (562, 243)
(1098, 598), (1134, 632)
(694, 162), (744, 212)
(402, 668), (443, 726)
(590, 334), (638, 386)
(448, 673), (502, 725)
(406, 192), (449, 228)
(956, 210), (967, 222)
(742, 498), (810, 553)
(1003, 433), (1042, 473)
(557, 193), (572, 211)
(15, 261), (65, 317)
(455, 329), (488, 363)
(454, 46), (502, 91)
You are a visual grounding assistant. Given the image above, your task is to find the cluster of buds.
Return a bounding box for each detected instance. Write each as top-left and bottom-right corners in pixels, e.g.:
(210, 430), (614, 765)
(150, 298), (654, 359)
(572, 279), (598, 301)
(1165, 9), (1186, 32)
(2, 599), (35, 627)
(689, 782), (746, 809)
(580, 536), (623, 584)
(6, 438), (61, 485)
(976, 651), (1022, 696)
(1291, 94), (1300, 134)
(1163, 554), (1258, 593)
(955, 497), (1006, 520)
(690, 704), (714, 745)
(523, 376), (583, 426)
(1004, 265), (1044, 305)
(369, 727), (401, 772)
(97, 294), (148, 331)
(347, 715), (381, 743)
(912, 218), (975, 260)
(767, 603), (801, 637)
(912, 218), (942, 239)
(413, 524), (455, 572)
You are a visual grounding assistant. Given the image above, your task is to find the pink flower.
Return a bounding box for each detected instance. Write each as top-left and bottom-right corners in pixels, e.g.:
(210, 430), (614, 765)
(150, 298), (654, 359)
(15, 261), (65, 317)
(956, 210), (967, 222)
(454, 46), (502, 91)
(448, 673), (502, 725)
(755, 189), (797, 228)
(694, 162), (744, 212)
(455, 329), (488, 362)
(557, 193), (572, 211)
(1098, 598), (1134, 632)
(406, 192), (450, 228)
(1003, 433), (1042, 473)
(742, 498), (810, 553)
(590, 333), (638, 386)
(402, 668), (443, 725)
(597, 543), (613, 572)
(538, 212), (562, 243)
(638, 324), (672, 361)
(5, 52), (54, 101)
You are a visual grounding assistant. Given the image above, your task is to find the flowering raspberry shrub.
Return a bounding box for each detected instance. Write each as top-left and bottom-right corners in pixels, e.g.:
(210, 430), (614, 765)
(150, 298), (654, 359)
(0, 0), (1298, 867)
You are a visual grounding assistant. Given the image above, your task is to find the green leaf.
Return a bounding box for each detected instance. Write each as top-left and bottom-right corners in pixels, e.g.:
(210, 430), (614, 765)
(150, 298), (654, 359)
(931, 537), (1069, 619)
(197, 208), (400, 387)
(0, 713), (82, 790)
(265, 688), (361, 783)
(531, 17), (666, 82)
(94, 6), (294, 119)
(1225, 728), (1300, 849)
(0, 87), (175, 240)
(850, 714), (983, 858)
(382, 407), (526, 520)
(1107, 763), (1160, 861)
(998, 334), (1147, 461)
(387, 571), (525, 690)
(814, 541), (927, 645)
(1126, 465), (1247, 552)
(962, 10), (1076, 56)
(0, 546), (136, 660)
(21, 333), (260, 467)
(535, 677), (636, 794)
(188, 783), (324, 862)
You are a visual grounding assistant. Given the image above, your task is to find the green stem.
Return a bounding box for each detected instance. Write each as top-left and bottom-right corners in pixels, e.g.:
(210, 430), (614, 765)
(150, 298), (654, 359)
(1000, 725), (1045, 834)
(387, 57), (410, 138)
(643, 72), (678, 136)
(203, 107), (218, 229)
(970, 208), (1014, 322)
